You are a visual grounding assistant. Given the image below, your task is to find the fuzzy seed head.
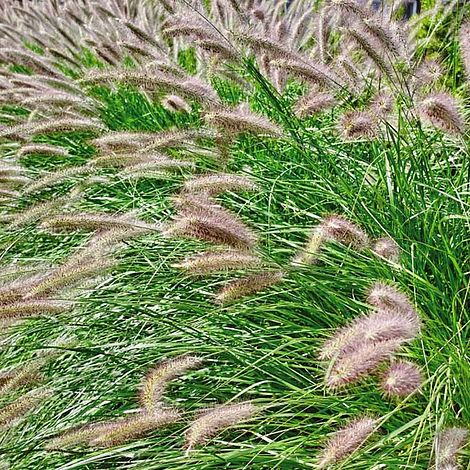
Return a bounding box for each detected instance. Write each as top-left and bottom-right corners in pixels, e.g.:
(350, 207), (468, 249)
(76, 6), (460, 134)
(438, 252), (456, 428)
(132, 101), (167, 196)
(380, 361), (422, 397)
(161, 94), (191, 113)
(372, 237), (400, 262)
(318, 416), (377, 468)
(140, 355), (203, 411)
(215, 271), (284, 305)
(175, 250), (261, 275)
(294, 92), (336, 118)
(205, 105), (282, 137)
(0, 388), (51, 428)
(183, 173), (257, 196)
(326, 338), (404, 388)
(434, 427), (468, 467)
(418, 92), (465, 136)
(90, 409), (181, 448)
(459, 22), (470, 80)
(321, 215), (370, 250)
(339, 110), (379, 140)
(367, 282), (418, 322)
(185, 401), (257, 452)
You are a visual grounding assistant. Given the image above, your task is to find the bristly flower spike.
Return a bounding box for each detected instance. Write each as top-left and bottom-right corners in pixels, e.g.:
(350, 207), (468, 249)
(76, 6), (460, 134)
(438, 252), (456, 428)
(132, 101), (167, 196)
(0, 388), (52, 429)
(90, 409), (181, 448)
(183, 173), (257, 196)
(139, 355), (203, 411)
(185, 401), (257, 453)
(372, 237), (400, 262)
(418, 92), (465, 136)
(215, 271), (284, 305)
(459, 22), (470, 81)
(161, 94), (191, 113)
(434, 427), (468, 468)
(174, 250), (262, 276)
(317, 416), (377, 468)
(380, 361), (422, 397)
(321, 214), (370, 250)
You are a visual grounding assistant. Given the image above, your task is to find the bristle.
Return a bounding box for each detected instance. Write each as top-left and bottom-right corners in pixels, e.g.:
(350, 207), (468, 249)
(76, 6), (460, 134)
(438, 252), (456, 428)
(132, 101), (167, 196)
(139, 355), (203, 411)
(418, 92), (465, 136)
(174, 250), (261, 275)
(185, 401), (257, 452)
(317, 416), (377, 468)
(215, 271), (284, 304)
(380, 361), (422, 397)
(372, 237), (400, 262)
(183, 173), (257, 196)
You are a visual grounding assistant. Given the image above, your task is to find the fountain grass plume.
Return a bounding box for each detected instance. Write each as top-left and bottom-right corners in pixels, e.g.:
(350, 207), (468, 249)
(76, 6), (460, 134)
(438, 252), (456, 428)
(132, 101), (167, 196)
(139, 355), (203, 411)
(326, 338), (405, 388)
(185, 401), (257, 453)
(434, 427), (468, 468)
(0, 388), (52, 429)
(183, 173), (257, 196)
(25, 257), (117, 299)
(17, 144), (69, 158)
(215, 270), (284, 304)
(317, 416), (377, 468)
(165, 213), (257, 250)
(8, 191), (84, 229)
(460, 22), (470, 81)
(161, 94), (191, 113)
(418, 92), (465, 136)
(24, 165), (92, 195)
(380, 361), (422, 397)
(321, 214), (370, 250)
(39, 212), (160, 233)
(294, 91), (336, 117)
(372, 237), (400, 262)
(366, 282), (419, 321)
(204, 105), (282, 137)
(0, 300), (73, 322)
(90, 409), (181, 448)
(119, 159), (195, 178)
(27, 118), (106, 136)
(339, 110), (379, 140)
(168, 193), (258, 249)
(174, 250), (262, 275)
